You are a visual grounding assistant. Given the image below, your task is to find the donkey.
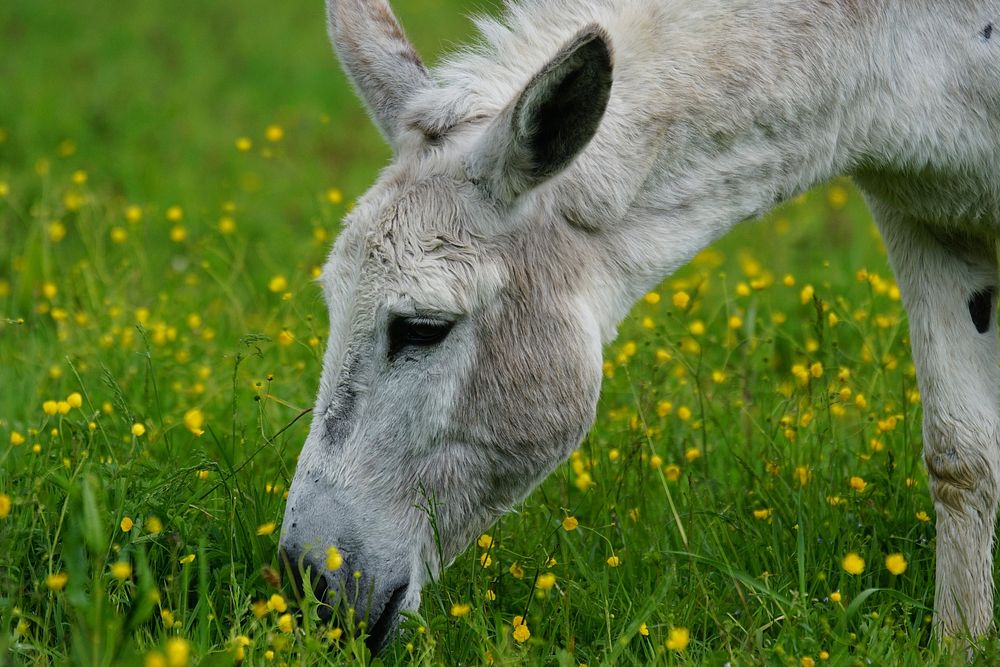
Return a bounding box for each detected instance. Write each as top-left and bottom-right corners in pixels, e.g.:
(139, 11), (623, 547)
(280, 0), (1000, 653)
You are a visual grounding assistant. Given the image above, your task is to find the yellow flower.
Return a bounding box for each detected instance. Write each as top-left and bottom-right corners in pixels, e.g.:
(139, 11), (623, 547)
(677, 406), (692, 421)
(849, 476), (867, 492)
(672, 291), (690, 309)
(256, 522), (276, 536)
(277, 612), (294, 633)
(57, 401), (71, 415)
(145, 651), (167, 667)
(327, 627), (343, 641)
(827, 185), (848, 209)
(830, 591), (842, 603)
(809, 362), (824, 378)
(110, 561), (132, 580)
(688, 320), (705, 336)
(268, 275), (288, 293)
(819, 650), (830, 660)
(574, 471), (593, 492)
(131, 423), (146, 437)
(607, 555), (621, 568)
(125, 205), (143, 223)
(685, 447), (701, 462)
(644, 291), (661, 305)
(66, 392), (83, 409)
(169, 225), (187, 243)
(43, 400), (59, 416)
(800, 284), (815, 305)
(562, 516), (579, 531)
(485, 589), (497, 601)
(110, 227), (128, 243)
(166, 206), (183, 222)
(145, 516), (163, 534)
(512, 616), (530, 643)
(120, 516), (134, 532)
(536, 572), (556, 590)
(161, 609), (176, 628)
(265, 125), (284, 142)
(802, 657), (816, 667)
(179, 554), (195, 565)
(664, 464), (681, 481)
(326, 188), (344, 205)
(916, 511), (931, 523)
(235, 137), (252, 151)
(232, 635), (251, 661)
(665, 627), (689, 652)
(267, 593), (287, 613)
(795, 466), (811, 487)
(477, 533), (494, 548)
(479, 552), (493, 568)
(10, 432), (25, 446)
(509, 562), (524, 579)
(218, 216), (236, 234)
(326, 546), (343, 571)
(165, 637), (190, 667)
(639, 622), (649, 637)
(885, 553), (908, 575)
(842, 552), (865, 575)
(48, 221), (67, 242)
(450, 602), (471, 617)
(753, 508), (773, 520)
(46, 572), (69, 591)
(183, 409), (205, 436)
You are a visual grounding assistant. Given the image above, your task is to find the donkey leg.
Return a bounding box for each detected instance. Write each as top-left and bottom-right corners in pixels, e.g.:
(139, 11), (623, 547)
(873, 203), (1000, 638)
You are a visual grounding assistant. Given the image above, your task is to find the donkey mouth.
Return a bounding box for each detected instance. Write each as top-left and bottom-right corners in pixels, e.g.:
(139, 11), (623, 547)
(365, 583), (409, 655)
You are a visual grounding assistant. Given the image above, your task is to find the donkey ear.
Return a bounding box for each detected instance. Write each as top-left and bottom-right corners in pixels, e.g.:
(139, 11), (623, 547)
(327, 0), (432, 150)
(468, 25), (613, 202)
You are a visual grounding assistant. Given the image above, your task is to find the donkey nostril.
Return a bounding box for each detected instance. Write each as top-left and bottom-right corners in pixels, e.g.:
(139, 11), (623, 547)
(365, 583), (409, 655)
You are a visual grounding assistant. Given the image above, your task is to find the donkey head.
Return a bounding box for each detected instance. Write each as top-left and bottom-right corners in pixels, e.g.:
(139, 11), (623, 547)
(280, 1), (614, 652)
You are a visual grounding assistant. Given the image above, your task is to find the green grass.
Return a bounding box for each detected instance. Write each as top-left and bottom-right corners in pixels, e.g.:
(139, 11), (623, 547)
(2, 1), (999, 665)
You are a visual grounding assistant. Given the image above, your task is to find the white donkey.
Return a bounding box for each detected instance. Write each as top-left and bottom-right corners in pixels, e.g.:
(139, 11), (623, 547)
(280, 0), (1000, 652)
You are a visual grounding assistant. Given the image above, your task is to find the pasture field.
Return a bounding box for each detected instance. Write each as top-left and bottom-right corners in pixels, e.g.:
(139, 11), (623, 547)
(2, 1), (999, 665)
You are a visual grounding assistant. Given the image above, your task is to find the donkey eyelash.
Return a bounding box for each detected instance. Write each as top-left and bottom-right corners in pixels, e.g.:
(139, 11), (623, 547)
(387, 316), (456, 361)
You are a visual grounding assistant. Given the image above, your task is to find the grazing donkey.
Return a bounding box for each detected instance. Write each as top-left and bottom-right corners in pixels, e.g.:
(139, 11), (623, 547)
(280, 0), (1000, 652)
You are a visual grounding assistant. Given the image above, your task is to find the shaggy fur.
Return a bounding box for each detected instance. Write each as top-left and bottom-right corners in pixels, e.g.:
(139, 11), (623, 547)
(281, 0), (1000, 651)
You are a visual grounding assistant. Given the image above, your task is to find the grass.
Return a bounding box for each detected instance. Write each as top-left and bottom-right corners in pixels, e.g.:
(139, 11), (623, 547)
(2, 0), (999, 665)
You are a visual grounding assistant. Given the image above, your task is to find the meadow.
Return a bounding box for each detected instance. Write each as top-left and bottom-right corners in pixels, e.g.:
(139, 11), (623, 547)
(3, 0), (999, 665)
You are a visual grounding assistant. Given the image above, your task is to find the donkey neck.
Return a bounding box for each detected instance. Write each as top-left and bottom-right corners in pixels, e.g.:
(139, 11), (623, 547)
(555, 0), (951, 337)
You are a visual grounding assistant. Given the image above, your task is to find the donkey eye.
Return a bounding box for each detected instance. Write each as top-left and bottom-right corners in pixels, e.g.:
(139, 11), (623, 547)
(388, 317), (455, 360)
